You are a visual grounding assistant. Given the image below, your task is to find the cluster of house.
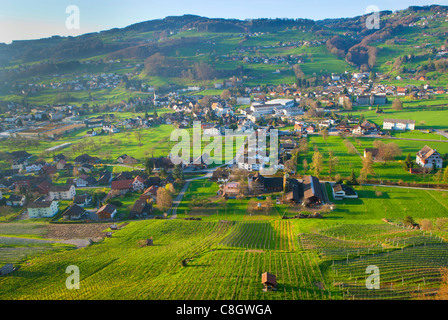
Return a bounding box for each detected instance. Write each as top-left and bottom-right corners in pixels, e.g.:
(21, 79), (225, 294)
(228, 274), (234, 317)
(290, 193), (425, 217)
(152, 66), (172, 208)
(218, 53), (304, 66)
(219, 171), (332, 207)
(0, 147), (181, 221)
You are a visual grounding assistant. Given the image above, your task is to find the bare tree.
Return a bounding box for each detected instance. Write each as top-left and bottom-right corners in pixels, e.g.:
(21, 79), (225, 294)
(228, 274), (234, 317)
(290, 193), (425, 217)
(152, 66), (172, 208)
(157, 187), (173, 212)
(360, 152), (375, 180)
(311, 151), (323, 176)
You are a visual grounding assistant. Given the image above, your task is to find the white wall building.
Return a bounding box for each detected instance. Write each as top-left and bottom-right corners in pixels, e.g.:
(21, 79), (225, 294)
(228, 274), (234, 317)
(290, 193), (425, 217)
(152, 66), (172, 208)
(383, 119), (415, 131)
(28, 201), (59, 218)
(49, 185), (76, 200)
(416, 145), (443, 169)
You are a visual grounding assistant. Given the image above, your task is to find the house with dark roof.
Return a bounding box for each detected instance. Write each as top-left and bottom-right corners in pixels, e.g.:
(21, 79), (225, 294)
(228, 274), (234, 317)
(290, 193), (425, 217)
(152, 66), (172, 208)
(284, 179), (303, 204)
(145, 176), (161, 187)
(332, 183), (358, 200)
(6, 194), (26, 207)
(117, 154), (138, 165)
(9, 151), (32, 160)
(73, 194), (93, 207)
(129, 199), (153, 219)
(74, 154), (100, 165)
(63, 204), (86, 220)
(96, 204), (117, 220)
(248, 173), (283, 194)
(302, 176), (324, 206)
(97, 171), (112, 185)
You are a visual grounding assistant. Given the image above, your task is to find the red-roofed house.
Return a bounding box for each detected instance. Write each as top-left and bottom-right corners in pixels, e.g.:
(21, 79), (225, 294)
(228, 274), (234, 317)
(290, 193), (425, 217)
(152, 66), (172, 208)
(111, 179), (133, 195)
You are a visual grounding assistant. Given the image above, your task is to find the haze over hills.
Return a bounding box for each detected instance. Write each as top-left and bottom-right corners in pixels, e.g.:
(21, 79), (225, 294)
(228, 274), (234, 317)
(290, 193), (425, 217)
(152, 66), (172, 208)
(0, 4), (447, 99)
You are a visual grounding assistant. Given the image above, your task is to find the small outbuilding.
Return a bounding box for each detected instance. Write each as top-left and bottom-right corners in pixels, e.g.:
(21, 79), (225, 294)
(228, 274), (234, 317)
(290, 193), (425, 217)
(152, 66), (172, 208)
(261, 272), (277, 291)
(0, 264), (14, 276)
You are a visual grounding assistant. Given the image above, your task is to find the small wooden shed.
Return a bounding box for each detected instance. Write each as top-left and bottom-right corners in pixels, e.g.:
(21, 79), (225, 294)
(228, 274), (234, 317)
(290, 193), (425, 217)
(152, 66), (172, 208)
(138, 238), (153, 247)
(0, 264), (14, 276)
(262, 272), (277, 291)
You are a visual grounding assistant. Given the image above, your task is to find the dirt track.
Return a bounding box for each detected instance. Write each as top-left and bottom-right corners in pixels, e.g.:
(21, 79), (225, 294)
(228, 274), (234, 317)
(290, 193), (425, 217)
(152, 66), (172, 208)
(44, 223), (111, 242)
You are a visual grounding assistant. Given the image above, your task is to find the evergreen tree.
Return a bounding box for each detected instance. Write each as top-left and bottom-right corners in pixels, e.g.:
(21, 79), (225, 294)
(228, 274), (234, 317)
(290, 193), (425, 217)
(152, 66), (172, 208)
(403, 153), (414, 171)
(349, 169), (358, 185)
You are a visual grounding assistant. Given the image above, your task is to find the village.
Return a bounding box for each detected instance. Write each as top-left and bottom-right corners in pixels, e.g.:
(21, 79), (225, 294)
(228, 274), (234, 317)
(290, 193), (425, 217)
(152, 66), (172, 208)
(2, 4), (448, 304)
(1, 64), (448, 224)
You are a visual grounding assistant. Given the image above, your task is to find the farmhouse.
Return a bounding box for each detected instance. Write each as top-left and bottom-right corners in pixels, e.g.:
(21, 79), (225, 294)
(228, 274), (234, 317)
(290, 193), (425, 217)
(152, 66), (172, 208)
(248, 173), (283, 194)
(63, 204), (86, 220)
(284, 179), (303, 204)
(111, 179), (133, 194)
(383, 119), (415, 131)
(302, 176), (324, 206)
(74, 154), (100, 165)
(96, 204), (117, 220)
(332, 184), (358, 200)
(416, 145), (443, 169)
(73, 194), (93, 207)
(222, 182), (240, 199)
(129, 199), (153, 219)
(132, 176), (145, 191)
(49, 185), (76, 200)
(117, 154), (138, 165)
(28, 200), (59, 218)
(98, 171), (113, 185)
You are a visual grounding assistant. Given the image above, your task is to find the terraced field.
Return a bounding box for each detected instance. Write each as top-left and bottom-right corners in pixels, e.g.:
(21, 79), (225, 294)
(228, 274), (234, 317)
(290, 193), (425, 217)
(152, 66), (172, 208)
(300, 223), (448, 300)
(0, 219), (330, 300)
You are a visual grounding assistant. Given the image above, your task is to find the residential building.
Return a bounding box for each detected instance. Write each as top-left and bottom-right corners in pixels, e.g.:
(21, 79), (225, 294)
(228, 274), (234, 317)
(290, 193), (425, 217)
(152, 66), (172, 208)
(28, 200), (59, 218)
(332, 184), (358, 200)
(416, 145), (443, 169)
(97, 204), (117, 220)
(49, 185), (76, 200)
(63, 204), (86, 220)
(6, 194), (26, 207)
(383, 119), (415, 131)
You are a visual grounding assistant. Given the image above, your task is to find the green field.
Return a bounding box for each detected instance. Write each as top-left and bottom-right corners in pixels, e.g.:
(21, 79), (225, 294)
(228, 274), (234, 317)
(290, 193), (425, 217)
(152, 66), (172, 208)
(1, 182), (448, 299)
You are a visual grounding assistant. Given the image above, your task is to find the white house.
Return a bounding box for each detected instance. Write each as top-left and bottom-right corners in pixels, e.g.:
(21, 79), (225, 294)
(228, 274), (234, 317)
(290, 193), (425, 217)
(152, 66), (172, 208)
(332, 184), (358, 200)
(416, 145), (443, 169)
(6, 195), (26, 207)
(26, 163), (44, 173)
(132, 176), (145, 191)
(28, 200), (59, 218)
(383, 119), (415, 131)
(49, 185), (76, 200)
